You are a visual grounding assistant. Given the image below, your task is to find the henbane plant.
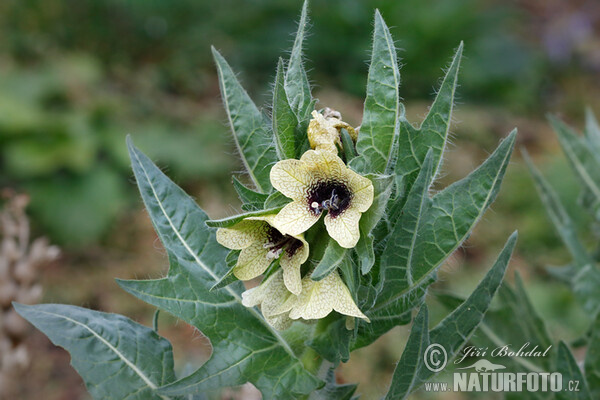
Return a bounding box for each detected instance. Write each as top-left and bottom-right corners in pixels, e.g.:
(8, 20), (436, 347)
(14, 2), (519, 398)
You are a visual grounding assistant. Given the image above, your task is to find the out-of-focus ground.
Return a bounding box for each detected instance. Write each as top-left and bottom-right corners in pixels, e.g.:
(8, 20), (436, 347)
(0, 0), (599, 398)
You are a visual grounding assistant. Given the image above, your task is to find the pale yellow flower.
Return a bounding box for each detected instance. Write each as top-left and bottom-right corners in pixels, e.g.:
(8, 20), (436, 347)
(242, 270), (295, 330)
(277, 270), (369, 322)
(307, 110), (357, 153)
(270, 150), (374, 248)
(216, 215), (308, 295)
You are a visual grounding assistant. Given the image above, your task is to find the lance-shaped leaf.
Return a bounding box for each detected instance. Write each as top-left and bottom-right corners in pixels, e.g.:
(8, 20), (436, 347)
(273, 58), (298, 160)
(524, 150), (600, 316)
(394, 43), (463, 194)
(437, 272), (555, 373)
(556, 341), (592, 400)
(385, 305), (429, 400)
(205, 206), (283, 228)
(379, 150), (434, 305)
(119, 139), (321, 399)
(550, 115), (600, 202)
(585, 314), (600, 398)
(212, 47), (278, 193)
(351, 10), (400, 175)
(385, 232), (517, 398)
(285, 0), (312, 120)
(232, 176), (269, 211)
(14, 303), (177, 400)
(367, 130), (515, 342)
(523, 149), (591, 267)
(356, 173), (394, 274)
(585, 108), (600, 154)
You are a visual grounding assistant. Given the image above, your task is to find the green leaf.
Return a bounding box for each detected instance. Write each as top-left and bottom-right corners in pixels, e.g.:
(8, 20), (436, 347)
(205, 207), (283, 228)
(212, 47), (278, 193)
(356, 173), (394, 274)
(385, 305), (429, 400)
(585, 108), (600, 153)
(341, 128), (357, 162)
(120, 138), (321, 399)
(264, 190), (291, 209)
(273, 58), (298, 160)
(572, 264), (600, 318)
(440, 272), (555, 373)
(524, 149), (600, 317)
(556, 341), (592, 400)
(585, 314), (600, 398)
(379, 150), (434, 306)
(311, 238), (347, 281)
(309, 366), (357, 400)
(307, 315), (353, 365)
(394, 43), (463, 193)
(356, 233), (375, 276)
(351, 10), (400, 175)
(366, 130), (516, 345)
(13, 303), (177, 400)
(285, 0), (313, 120)
(523, 149), (591, 266)
(385, 232), (517, 398)
(232, 177), (269, 212)
(550, 115), (600, 202)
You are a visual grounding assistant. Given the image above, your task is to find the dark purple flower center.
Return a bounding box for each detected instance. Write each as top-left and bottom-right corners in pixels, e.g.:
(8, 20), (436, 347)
(264, 227), (303, 259)
(307, 180), (352, 218)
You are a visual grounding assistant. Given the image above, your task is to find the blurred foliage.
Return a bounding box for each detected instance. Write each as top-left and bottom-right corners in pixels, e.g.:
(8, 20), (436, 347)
(0, 0), (549, 106)
(0, 0), (595, 248)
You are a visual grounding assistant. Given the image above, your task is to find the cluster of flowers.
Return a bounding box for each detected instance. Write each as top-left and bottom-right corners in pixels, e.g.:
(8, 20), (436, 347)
(217, 110), (374, 330)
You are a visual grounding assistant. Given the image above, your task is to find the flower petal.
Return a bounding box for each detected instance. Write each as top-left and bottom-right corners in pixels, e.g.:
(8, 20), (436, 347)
(216, 220), (267, 250)
(324, 207), (361, 248)
(241, 270), (291, 317)
(288, 271), (368, 321)
(346, 171), (374, 212)
(265, 313), (294, 330)
(270, 159), (311, 200)
(234, 242), (272, 280)
(300, 149), (346, 181)
(279, 241), (308, 295)
(274, 201), (320, 236)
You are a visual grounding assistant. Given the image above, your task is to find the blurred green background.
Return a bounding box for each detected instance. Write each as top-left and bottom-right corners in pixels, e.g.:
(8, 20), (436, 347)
(1, 0), (599, 398)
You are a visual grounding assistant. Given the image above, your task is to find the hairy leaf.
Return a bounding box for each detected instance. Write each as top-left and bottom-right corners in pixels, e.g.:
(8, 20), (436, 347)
(556, 341), (592, 400)
(395, 43), (463, 194)
(550, 115), (600, 203)
(384, 305), (429, 400)
(285, 0), (312, 121)
(585, 314), (600, 398)
(352, 10), (400, 175)
(232, 176), (269, 212)
(205, 207), (283, 228)
(584, 108), (600, 154)
(438, 272), (555, 373)
(385, 232), (517, 398)
(212, 47), (278, 193)
(119, 138), (321, 399)
(273, 58), (298, 160)
(524, 149), (600, 316)
(361, 131), (515, 347)
(14, 303), (177, 400)
(356, 173), (394, 274)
